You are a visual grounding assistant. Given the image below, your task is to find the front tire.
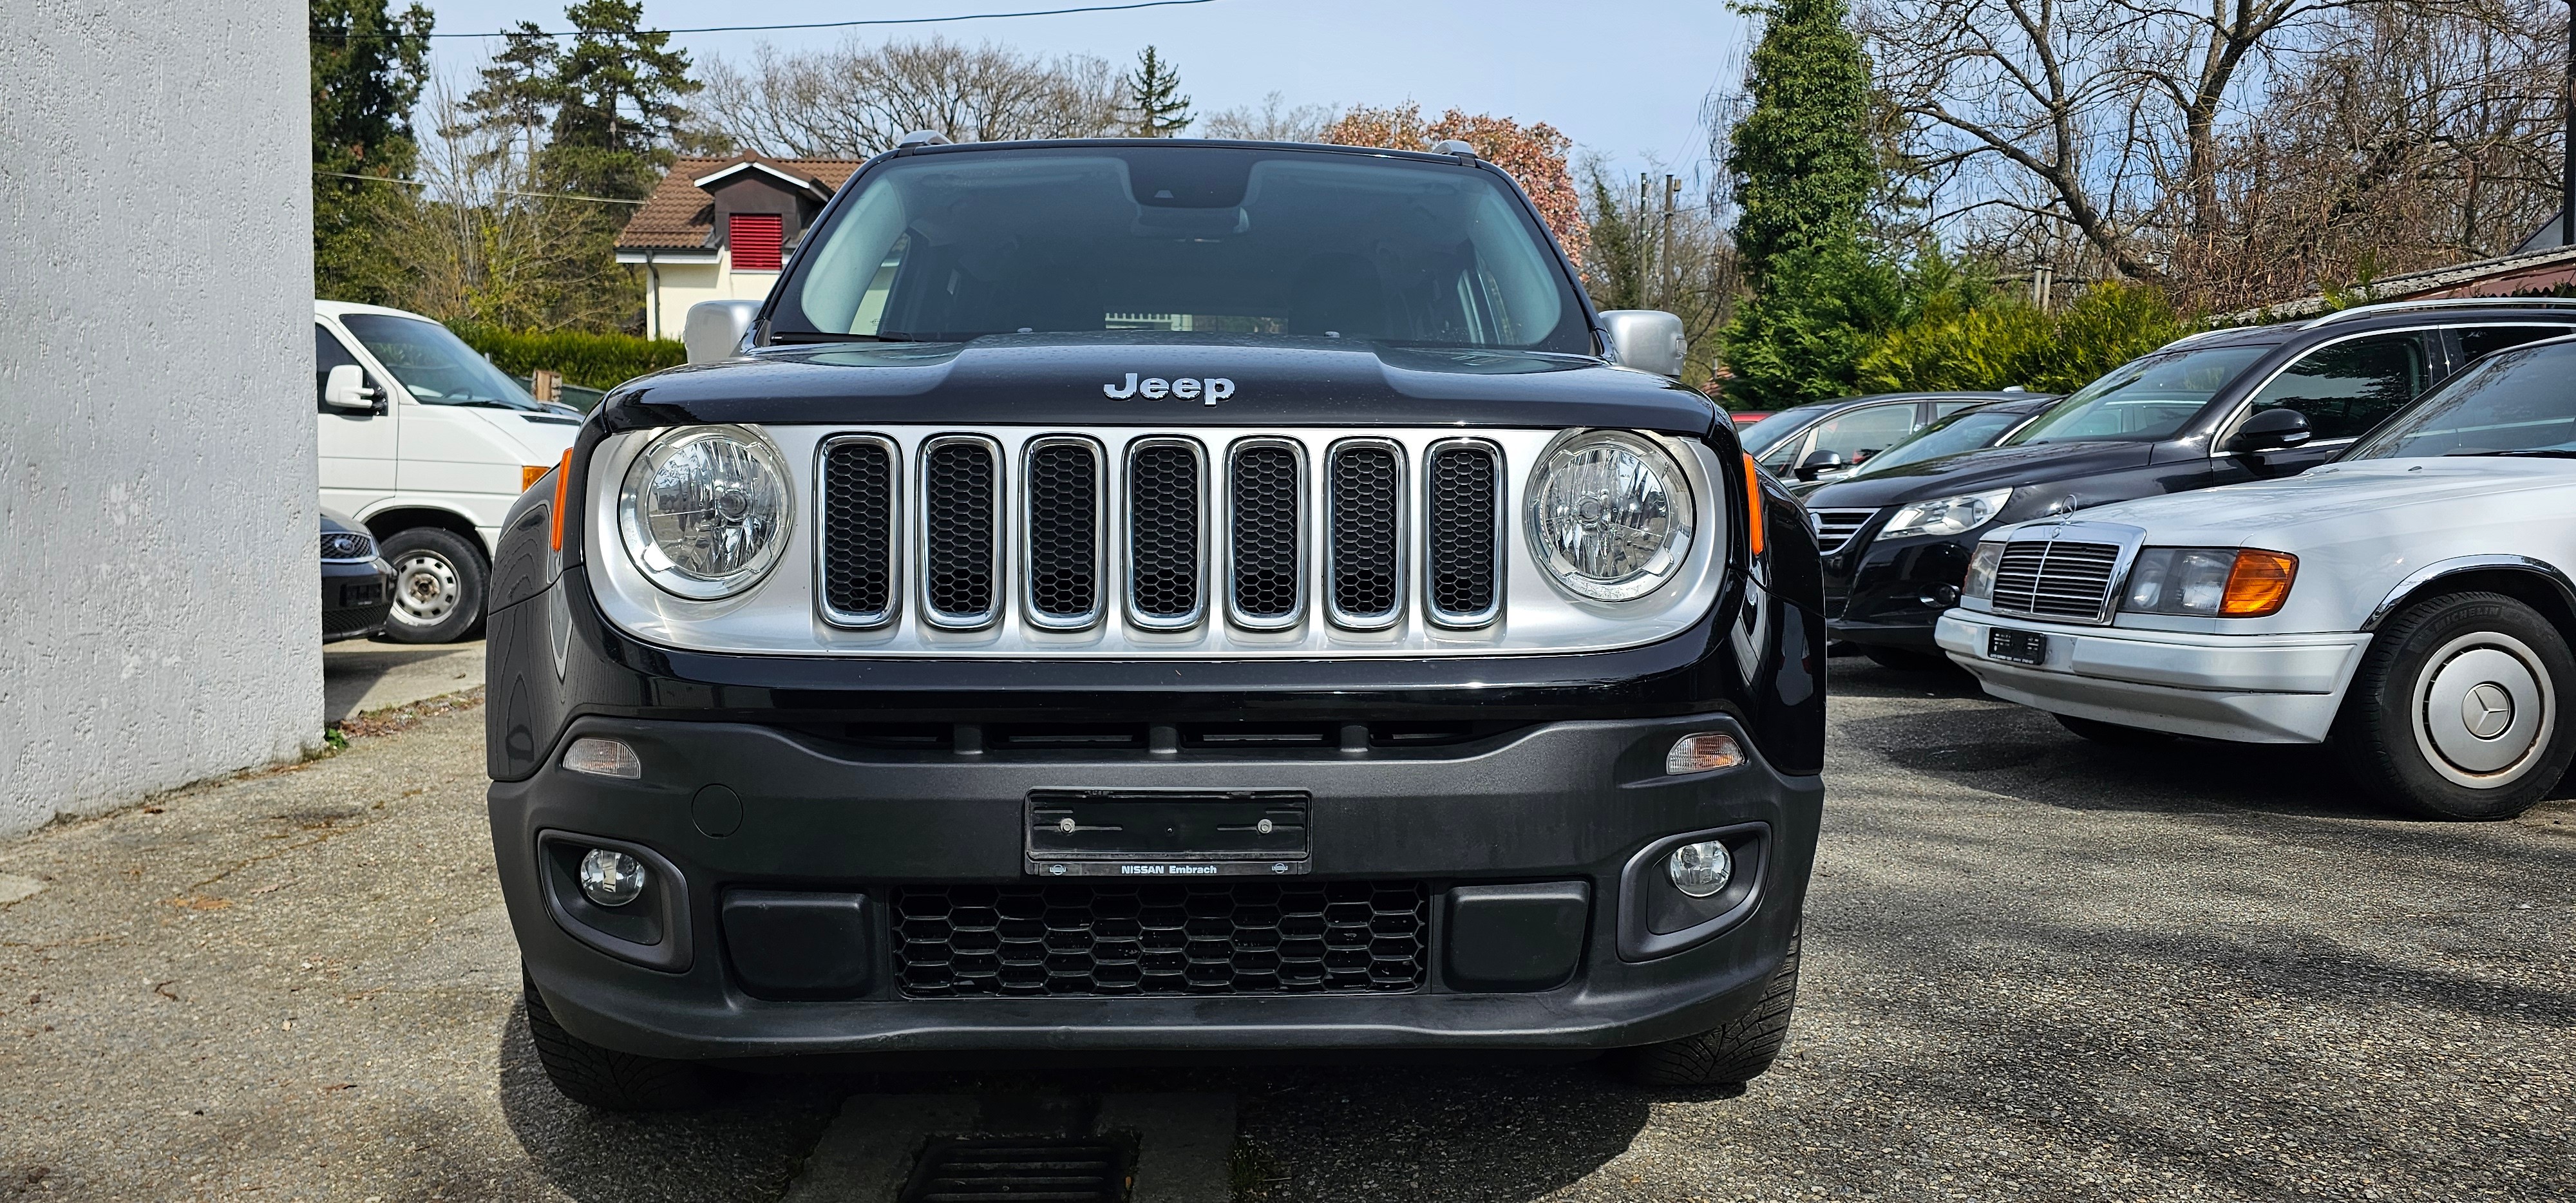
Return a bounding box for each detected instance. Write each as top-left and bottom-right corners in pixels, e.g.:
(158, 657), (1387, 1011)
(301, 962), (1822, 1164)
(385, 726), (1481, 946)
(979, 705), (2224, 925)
(1620, 933), (1800, 1088)
(378, 526), (486, 644)
(2333, 591), (2575, 820)
(524, 975), (711, 1111)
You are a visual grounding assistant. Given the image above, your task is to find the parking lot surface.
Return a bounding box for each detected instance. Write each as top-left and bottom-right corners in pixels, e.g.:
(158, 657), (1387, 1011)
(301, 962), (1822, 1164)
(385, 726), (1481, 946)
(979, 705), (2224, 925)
(2, 661), (2570, 1201)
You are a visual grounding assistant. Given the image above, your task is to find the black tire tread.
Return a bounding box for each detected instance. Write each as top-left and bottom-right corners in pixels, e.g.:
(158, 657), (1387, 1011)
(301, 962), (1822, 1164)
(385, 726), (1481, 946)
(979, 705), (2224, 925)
(524, 977), (710, 1111)
(2331, 590), (2572, 822)
(1623, 934), (1801, 1088)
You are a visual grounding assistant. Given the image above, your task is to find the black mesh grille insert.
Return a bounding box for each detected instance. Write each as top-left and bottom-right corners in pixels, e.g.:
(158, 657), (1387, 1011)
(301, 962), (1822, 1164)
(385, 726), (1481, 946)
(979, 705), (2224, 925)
(1327, 444), (1400, 621)
(1023, 441), (1099, 621)
(1229, 444), (1301, 620)
(1128, 443), (1201, 620)
(821, 440), (895, 620)
(1428, 443), (1499, 620)
(891, 880), (1430, 997)
(923, 440), (998, 620)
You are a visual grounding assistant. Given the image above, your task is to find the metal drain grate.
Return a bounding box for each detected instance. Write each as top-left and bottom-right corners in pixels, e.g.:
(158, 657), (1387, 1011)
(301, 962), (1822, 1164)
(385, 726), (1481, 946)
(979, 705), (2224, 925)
(897, 1137), (1131, 1202)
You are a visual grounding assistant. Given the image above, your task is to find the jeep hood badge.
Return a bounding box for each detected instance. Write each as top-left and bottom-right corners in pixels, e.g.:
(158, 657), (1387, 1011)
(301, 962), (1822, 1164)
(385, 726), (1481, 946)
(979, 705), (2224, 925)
(1103, 373), (1235, 405)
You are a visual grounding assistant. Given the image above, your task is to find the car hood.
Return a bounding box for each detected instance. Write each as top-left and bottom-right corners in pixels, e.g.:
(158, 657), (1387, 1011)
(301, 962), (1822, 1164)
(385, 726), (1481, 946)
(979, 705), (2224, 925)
(1799, 440), (2154, 507)
(595, 332), (1721, 435)
(465, 406), (581, 461)
(2029, 458), (2576, 544)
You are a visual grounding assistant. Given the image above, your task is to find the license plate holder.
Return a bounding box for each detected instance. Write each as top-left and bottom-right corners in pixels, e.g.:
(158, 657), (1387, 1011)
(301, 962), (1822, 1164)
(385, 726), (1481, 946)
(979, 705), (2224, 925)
(1025, 790), (1310, 878)
(1987, 627), (2049, 665)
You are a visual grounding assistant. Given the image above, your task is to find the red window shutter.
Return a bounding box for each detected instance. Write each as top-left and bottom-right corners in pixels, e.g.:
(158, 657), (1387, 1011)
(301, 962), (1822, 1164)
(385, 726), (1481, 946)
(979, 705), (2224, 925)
(728, 214), (783, 271)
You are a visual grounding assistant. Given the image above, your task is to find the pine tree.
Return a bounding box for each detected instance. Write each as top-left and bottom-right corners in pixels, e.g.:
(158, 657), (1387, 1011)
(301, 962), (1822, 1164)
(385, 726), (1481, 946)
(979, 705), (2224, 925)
(1124, 46), (1193, 137)
(310, 0), (433, 304)
(1717, 0), (1893, 409)
(549, 0), (699, 200)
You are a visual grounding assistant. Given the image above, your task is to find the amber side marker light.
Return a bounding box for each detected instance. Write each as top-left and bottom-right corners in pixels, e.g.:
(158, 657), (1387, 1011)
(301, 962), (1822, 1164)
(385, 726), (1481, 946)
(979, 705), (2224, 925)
(1741, 453), (1765, 557)
(2221, 549), (2298, 617)
(549, 448), (573, 551)
(521, 464), (549, 492)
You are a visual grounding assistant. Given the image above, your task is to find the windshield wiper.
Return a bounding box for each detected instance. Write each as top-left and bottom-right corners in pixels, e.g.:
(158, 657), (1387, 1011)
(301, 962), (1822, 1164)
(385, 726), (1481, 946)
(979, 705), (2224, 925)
(2448, 448), (2576, 459)
(770, 330), (922, 344)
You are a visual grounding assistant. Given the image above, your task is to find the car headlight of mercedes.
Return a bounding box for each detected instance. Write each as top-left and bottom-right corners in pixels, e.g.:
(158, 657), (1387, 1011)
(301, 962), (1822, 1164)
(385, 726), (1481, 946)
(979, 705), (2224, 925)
(617, 425), (794, 600)
(1528, 430), (1696, 602)
(2121, 547), (2297, 618)
(1879, 489), (2014, 540)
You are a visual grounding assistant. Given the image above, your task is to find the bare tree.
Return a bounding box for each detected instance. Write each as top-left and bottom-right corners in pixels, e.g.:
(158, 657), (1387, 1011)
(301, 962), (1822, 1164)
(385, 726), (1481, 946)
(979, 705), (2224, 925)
(693, 37), (1123, 156)
(1201, 92), (1336, 142)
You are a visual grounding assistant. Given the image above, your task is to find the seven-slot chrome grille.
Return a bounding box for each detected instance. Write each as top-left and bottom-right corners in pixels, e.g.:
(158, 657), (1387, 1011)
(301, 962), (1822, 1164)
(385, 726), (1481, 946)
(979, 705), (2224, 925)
(1989, 538), (2125, 622)
(820, 432), (1502, 633)
(1810, 509), (1875, 555)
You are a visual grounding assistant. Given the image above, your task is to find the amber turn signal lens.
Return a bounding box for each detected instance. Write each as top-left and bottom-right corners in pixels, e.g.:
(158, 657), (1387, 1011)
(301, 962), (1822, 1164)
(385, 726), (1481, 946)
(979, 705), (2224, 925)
(522, 464), (549, 492)
(2220, 549), (2297, 616)
(1741, 453), (1765, 557)
(549, 449), (573, 551)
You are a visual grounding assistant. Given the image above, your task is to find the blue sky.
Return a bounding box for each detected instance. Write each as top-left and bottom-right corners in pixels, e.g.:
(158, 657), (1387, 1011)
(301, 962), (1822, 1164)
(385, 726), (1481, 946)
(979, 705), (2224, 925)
(418, 0), (1752, 187)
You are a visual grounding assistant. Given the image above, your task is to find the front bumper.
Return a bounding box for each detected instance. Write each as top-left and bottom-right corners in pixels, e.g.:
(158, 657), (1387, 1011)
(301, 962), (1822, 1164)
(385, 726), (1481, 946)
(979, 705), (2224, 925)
(321, 557), (394, 643)
(1821, 526), (1979, 651)
(495, 710), (1820, 1063)
(1935, 609), (2371, 743)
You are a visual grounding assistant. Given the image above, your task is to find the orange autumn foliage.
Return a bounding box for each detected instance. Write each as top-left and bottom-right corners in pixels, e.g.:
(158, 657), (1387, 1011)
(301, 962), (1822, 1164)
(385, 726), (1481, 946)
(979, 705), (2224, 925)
(1318, 103), (1588, 266)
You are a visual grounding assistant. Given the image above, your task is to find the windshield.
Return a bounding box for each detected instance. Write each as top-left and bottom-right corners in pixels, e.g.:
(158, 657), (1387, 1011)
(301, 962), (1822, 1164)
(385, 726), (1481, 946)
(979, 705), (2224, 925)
(2004, 345), (2271, 445)
(338, 314), (542, 410)
(2343, 340), (2576, 459)
(1850, 406), (2031, 477)
(771, 146), (1587, 352)
(1738, 405), (1830, 456)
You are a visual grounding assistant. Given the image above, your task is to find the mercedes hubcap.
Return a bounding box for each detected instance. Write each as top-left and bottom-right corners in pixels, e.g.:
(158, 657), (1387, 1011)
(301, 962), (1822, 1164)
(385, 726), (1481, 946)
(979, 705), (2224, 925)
(2413, 632), (2553, 788)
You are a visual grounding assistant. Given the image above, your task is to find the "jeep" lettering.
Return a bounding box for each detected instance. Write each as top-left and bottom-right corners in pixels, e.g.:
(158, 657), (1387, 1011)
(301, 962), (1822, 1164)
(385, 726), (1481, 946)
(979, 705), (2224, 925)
(1103, 374), (1235, 405)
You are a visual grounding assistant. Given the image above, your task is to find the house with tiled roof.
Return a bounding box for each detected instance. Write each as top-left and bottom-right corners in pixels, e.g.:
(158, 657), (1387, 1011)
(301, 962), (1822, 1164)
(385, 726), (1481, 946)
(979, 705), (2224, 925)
(615, 154), (866, 339)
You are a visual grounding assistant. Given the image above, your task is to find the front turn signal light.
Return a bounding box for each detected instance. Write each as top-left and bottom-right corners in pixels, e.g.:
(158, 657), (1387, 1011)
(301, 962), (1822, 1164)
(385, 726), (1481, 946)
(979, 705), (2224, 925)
(1741, 453), (1766, 557)
(2220, 549), (2298, 617)
(1665, 732), (1744, 775)
(522, 463), (550, 491)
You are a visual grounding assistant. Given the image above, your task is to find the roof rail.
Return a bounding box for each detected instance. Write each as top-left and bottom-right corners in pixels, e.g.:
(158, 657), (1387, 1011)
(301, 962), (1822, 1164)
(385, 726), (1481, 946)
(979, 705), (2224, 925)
(2306, 296), (2576, 328)
(893, 129), (952, 151)
(2151, 326), (2241, 352)
(1429, 138), (1478, 159)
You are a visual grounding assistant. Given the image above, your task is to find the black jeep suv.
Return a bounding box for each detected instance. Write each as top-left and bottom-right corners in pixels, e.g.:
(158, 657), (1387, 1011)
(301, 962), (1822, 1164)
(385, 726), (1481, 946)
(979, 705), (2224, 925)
(485, 138), (1824, 1108)
(1804, 301), (2576, 669)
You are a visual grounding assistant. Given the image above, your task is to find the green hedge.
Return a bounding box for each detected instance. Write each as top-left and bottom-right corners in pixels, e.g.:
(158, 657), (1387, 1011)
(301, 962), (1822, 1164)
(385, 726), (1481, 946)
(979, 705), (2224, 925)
(448, 323), (687, 392)
(1855, 284), (2189, 395)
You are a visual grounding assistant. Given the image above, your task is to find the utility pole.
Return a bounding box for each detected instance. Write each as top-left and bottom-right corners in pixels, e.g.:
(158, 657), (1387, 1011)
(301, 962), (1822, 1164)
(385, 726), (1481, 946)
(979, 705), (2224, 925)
(1662, 175), (1680, 305)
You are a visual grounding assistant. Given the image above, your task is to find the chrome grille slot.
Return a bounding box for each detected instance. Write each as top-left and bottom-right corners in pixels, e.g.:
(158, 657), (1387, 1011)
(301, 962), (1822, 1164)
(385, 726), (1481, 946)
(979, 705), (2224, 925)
(1810, 508), (1874, 555)
(1325, 439), (1404, 629)
(1126, 438), (1207, 628)
(1425, 439), (1502, 627)
(920, 435), (1002, 628)
(1226, 439), (1306, 628)
(1021, 437), (1104, 629)
(819, 435), (899, 627)
(1991, 539), (2123, 623)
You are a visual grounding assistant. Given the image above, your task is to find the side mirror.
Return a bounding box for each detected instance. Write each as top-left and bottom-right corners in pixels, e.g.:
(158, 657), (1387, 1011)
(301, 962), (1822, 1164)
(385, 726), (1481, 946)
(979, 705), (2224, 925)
(1795, 449), (1846, 481)
(2223, 408), (2313, 454)
(322, 364), (378, 412)
(684, 299), (761, 365)
(1599, 310), (1687, 378)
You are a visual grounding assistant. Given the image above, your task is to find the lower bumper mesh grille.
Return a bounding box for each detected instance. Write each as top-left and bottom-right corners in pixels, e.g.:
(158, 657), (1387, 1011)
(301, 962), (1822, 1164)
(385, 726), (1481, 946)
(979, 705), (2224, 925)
(891, 880), (1430, 997)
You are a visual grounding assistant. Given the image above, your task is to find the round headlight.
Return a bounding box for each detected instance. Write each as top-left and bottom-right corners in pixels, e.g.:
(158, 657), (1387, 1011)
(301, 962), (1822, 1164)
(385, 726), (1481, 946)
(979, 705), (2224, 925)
(1528, 430), (1695, 602)
(618, 425), (793, 599)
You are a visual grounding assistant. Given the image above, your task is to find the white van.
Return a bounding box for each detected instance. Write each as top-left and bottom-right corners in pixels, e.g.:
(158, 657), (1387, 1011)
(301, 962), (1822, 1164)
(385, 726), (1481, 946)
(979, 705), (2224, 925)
(314, 300), (580, 643)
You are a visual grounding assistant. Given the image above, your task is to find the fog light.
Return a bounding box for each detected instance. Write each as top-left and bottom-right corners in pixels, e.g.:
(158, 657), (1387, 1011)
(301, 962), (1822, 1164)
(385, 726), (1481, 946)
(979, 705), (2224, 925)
(1664, 732), (1743, 775)
(1667, 840), (1733, 898)
(564, 737), (641, 779)
(579, 849), (647, 907)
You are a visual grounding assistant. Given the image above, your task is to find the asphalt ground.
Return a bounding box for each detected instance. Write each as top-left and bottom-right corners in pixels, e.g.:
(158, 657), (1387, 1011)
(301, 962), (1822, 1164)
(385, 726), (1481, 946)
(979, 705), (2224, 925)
(2, 656), (2571, 1201)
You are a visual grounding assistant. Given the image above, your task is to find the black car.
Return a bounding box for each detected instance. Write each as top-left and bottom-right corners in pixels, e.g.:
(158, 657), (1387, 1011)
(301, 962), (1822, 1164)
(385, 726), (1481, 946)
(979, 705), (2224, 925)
(1782, 393), (2059, 498)
(320, 507), (394, 642)
(1739, 390), (2038, 483)
(486, 138), (1824, 1110)
(1804, 300), (2576, 668)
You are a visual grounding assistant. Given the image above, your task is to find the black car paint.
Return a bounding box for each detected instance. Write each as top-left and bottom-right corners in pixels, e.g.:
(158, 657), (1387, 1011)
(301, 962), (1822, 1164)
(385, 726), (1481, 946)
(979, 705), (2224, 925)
(486, 140), (1826, 1064)
(320, 507), (393, 643)
(1803, 308), (2576, 651)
